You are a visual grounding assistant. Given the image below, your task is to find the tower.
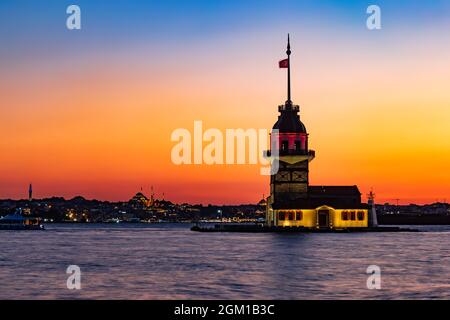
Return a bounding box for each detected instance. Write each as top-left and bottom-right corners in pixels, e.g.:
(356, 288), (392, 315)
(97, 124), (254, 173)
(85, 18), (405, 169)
(263, 36), (368, 229)
(367, 189), (378, 227)
(269, 35), (315, 204)
(28, 183), (33, 202)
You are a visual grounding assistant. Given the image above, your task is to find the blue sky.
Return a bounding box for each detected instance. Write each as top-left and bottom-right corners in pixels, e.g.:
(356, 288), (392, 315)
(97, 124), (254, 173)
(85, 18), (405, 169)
(1, 0), (449, 61)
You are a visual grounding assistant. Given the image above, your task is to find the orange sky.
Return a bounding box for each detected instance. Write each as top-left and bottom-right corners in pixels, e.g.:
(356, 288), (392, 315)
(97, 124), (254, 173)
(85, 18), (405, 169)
(0, 27), (449, 204)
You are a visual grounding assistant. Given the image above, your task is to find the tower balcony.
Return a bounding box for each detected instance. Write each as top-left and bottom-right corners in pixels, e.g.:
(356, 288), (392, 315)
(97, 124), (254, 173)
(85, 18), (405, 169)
(266, 149), (315, 157)
(278, 104), (299, 112)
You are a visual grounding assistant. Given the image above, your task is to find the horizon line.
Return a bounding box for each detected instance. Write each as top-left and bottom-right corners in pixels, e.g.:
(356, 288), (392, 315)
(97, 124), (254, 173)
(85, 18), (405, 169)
(0, 196), (448, 207)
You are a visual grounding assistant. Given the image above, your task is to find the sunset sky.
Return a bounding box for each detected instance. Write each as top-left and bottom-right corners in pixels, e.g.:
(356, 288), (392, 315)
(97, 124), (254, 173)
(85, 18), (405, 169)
(1, 0), (449, 204)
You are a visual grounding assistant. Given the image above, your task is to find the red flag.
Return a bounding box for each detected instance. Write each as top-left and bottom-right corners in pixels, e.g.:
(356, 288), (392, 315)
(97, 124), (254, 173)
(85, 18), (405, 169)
(279, 59), (289, 68)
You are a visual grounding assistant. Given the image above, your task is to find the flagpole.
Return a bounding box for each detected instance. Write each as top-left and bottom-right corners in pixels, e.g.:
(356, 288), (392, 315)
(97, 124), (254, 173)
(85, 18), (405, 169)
(287, 34), (291, 104)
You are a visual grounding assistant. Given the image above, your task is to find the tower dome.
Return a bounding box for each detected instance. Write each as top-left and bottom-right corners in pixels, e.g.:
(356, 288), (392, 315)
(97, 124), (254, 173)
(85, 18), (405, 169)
(272, 104), (307, 133)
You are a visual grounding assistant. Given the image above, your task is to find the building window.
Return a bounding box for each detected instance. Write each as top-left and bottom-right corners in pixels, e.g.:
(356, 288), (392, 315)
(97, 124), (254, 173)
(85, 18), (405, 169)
(295, 141), (301, 152)
(342, 211), (348, 221)
(287, 211), (295, 220)
(357, 211), (364, 221)
(281, 141), (289, 152)
(295, 211), (302, 221)
(350, 211), (356, 221)
(279, 212), (285, 221)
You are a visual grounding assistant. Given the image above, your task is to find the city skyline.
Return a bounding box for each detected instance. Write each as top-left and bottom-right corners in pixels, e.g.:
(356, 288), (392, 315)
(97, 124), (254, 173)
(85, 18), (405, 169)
(1, 1), (450, 205)
(1, 183), (448, 206)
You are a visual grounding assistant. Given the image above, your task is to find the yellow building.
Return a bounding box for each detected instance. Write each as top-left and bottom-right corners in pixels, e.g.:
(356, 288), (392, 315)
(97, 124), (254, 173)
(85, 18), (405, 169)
(266, 187), (369, 229)
(266, 36), (370, 230)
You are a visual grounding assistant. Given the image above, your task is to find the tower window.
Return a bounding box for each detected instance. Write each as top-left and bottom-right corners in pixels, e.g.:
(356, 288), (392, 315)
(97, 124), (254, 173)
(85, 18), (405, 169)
(342, 211), (348, 221)
(295, 211), (302, 221)
(279, 212), (285, 221)
(295, 141), (301, 151)
(357, 211), (365, 221)
(287, 211), (295, 220)
(281, 141), (289, 152)
(350, 211), (356, 221)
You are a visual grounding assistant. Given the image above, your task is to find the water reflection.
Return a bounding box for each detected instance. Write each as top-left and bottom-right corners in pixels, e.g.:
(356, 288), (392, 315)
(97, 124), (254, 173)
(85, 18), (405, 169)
(0, 224), (449, 299)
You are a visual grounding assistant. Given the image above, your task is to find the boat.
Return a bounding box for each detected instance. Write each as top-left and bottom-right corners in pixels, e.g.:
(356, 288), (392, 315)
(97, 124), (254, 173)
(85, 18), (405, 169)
(105, 218), (122, 224)
(0, 209), (45, 230)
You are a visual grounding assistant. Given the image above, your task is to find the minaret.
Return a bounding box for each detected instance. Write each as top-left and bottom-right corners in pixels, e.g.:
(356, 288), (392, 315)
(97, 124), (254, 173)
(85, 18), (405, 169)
(28, 183), (33, 202)
(266, 36), (315, 226)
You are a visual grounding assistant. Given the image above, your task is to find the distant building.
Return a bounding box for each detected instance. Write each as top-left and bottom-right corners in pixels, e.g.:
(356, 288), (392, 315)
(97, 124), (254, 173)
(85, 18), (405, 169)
(266, 37), (370, 229)
(128, 187), (171, 209)
(257, 195), (267, 207)
(129, 191), (149, 208)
